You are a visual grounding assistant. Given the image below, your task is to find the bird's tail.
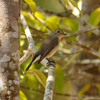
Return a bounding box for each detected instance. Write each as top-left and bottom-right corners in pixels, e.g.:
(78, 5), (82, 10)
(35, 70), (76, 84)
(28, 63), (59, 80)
(25, 53), (40, 73)
(25, 57), (36, 72)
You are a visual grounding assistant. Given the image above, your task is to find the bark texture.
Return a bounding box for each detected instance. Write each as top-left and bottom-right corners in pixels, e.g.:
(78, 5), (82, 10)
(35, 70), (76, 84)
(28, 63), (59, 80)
(0, 0), (20, 100)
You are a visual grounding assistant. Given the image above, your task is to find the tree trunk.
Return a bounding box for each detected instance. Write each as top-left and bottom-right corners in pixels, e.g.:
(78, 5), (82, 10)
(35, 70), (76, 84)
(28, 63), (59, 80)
(71, 0), (100, 100)
(0, 0), (20, 100)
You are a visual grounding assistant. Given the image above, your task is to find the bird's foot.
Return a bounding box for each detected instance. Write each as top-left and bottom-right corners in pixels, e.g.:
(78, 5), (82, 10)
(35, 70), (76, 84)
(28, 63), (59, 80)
(46, 60), (56, 67)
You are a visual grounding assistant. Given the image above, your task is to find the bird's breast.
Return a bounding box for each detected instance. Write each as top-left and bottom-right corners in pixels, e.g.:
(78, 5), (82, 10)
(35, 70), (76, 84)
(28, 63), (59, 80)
(45, 43), (59, 58)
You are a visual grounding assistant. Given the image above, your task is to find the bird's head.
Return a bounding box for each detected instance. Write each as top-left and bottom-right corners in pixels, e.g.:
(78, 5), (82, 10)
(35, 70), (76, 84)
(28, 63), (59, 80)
(50, 29), (67, 39)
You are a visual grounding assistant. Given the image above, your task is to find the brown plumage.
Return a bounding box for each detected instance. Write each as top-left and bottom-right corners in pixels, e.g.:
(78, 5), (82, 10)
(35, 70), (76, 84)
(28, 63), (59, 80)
(25, 29), (66, 72)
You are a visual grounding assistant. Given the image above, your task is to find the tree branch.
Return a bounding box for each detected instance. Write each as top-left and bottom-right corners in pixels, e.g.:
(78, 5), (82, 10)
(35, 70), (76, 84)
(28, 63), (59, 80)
(43, 65), (55, 100)
(73, 59), (100, 65)
(65, 41), (100, 57)
(20, 86), (100, 99)
(58, 0), (68, 11)
(67, 25), (100, 37)
(20, 13), (55, 99)
(37, 6), (71, 17)
(29, 26), (48, 35)
(77, 69), (100, 81)
(20, 86), (44, 95)
(20, 49), (32, 65)
(33, 15), (51, 31)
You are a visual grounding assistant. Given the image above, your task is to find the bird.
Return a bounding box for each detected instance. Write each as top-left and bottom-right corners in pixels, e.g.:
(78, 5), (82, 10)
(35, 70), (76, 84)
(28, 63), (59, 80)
(25, 29), (66, 72)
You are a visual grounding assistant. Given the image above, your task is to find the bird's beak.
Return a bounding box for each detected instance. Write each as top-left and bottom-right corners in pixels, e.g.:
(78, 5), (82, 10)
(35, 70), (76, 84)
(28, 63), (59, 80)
(63, 33), (67, 35)
(59, 33), (67, 39)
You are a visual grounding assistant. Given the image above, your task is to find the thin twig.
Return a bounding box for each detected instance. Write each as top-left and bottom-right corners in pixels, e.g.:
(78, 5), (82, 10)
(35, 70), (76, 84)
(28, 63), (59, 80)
(65, 41), (100, 57)
(20, 49), (32, 65)
(73, 59), (100, 65)
(37, 6), (71, 17)
(20, 86), (44, 95)
(79, 64), (98, 71)
(67, 26), (100, 37)
(29, 26), (48, 35)
(20, 86), (100, 99)
(77, 69), (100, 81)
(58, 0), (68, 12)
(33, 15), (51, 31)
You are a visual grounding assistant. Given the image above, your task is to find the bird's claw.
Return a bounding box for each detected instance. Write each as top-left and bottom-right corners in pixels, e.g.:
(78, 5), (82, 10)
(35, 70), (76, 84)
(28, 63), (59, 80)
(46, 60), (56, 67)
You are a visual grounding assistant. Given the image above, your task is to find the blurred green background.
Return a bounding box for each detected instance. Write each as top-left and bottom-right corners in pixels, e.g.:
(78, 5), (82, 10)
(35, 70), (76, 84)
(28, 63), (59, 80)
(20, 0), (100, 100)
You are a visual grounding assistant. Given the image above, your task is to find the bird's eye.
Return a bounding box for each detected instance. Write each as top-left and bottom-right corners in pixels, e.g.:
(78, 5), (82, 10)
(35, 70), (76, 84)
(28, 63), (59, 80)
(57, 30), (60, 33)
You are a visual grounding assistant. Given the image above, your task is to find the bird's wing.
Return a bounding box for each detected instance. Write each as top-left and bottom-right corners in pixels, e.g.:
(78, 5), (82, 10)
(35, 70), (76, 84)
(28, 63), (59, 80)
(38, 36), (59, 63)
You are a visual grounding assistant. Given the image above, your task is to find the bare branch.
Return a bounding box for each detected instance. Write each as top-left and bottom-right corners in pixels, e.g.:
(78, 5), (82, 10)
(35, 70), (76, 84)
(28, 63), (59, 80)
(29, 26), (47, 35)
(20, 13), (49, 66)
(20, 86), (100, 99)
(59, 47), (71, 54)
(33, 15), (51, 31)
(79, 64), (98, 71)
(20, 49), (32, 65)
(77, 69), (100, 82)
(65, 41), (100, 57)
(20, 86), (44, 95)
(20, 14), (36, 64)
(58, 0), (68, 11)
(37, 6), (71, 17)
(43, 65), (55, 100)
(73, 59), (100, 65)
(67, 25), (100, 37)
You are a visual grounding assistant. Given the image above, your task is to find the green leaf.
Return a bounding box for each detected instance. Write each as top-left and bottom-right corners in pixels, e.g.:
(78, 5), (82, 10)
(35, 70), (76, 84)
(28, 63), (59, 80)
(61, 17), (78, 32)
(64, 0), (67, 4)
(69, 0), (83, 16)
(88, 7), (100, 26)
(95, 84), (100, 95)
(35, 11), (46, 21)
(28, 69), (46, 88)
(24, 0), (36, 14)
(78, 84), (91, 95)
(55, 64), (64, 92)
(67, 53), (80, 65)
(20, 91), (27, 100)
(98, 46), (100, 52)
(22, 11), (40, 28)
(64, 0), (68, 8)
(46, 16), (60, 30)
(67, 37), (77, 42)
(20, 35), (26, 47)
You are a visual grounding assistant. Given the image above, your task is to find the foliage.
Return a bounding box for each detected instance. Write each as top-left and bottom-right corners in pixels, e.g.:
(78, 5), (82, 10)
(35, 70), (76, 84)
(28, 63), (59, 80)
(20, 91), (28, 100)
(88, 7), (100, 26)
(20, 0), (100, 100)
(27, 69), (47, 88)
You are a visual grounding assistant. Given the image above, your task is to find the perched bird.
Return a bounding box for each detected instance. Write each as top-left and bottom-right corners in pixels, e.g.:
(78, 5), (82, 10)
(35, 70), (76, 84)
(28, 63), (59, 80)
(25, 29), (66, 72)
